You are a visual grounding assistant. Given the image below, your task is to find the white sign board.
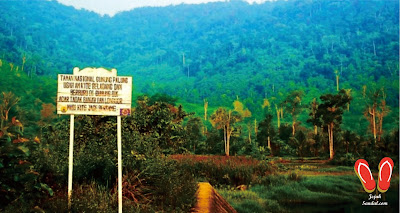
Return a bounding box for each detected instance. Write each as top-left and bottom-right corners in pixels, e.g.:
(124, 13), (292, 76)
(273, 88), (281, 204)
(57, 67), (132, 116)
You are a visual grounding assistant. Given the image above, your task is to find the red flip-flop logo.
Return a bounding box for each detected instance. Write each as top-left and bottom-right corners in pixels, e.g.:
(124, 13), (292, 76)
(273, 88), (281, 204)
(354, 157), (394, 193)
(354, 159), (376, 193)
(378, 157), (394, 193)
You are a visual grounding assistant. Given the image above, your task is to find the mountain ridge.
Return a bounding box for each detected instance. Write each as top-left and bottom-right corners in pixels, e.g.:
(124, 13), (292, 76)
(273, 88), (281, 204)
(0, 0), (398, 108)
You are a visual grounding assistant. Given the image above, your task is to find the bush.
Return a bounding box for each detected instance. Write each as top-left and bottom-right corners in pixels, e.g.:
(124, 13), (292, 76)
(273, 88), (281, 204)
(257, 174), (288, 186)
(329, 153), (357, 166)
(234, 199), (265, 213)
(219, 187), (283, 213)
(42, 182), (141, 213)
(141, 157), (197, 212)
(0, 117), (53, 208)
(288, 171), (304, 182)
(172, 155), (272, 186)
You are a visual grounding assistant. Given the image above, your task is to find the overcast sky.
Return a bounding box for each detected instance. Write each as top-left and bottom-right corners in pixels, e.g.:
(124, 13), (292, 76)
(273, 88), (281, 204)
(57, 0), (268, 16)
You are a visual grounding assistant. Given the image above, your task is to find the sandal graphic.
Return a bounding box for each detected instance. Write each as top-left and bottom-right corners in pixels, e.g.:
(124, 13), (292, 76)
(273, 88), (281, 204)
(354, 159), (376, 193)
(377, 157), (394, 193)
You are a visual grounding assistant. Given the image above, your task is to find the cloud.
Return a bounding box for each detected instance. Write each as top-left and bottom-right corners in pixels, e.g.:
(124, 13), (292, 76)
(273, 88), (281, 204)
(57, 0), (227, 16)
(57, 0), (267, 16)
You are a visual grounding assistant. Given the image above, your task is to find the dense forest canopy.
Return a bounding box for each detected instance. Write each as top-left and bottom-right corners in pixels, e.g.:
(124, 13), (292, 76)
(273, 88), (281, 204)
(0, 0), (397, 128)
(0, 0), (398, 97)
(0, 0), (398, 134)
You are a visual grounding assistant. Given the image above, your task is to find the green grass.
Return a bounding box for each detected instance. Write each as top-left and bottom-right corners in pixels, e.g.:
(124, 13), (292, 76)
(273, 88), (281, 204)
(317, 166), (354, 173)
(219, 173), (400, 213)
(219, 189), (282, 213)
(252, 177), (360, 205)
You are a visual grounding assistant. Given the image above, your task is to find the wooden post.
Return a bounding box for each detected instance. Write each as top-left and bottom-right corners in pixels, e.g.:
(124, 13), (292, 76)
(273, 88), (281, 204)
(68, 115), (74, 210)
(117, 116), (122, 213)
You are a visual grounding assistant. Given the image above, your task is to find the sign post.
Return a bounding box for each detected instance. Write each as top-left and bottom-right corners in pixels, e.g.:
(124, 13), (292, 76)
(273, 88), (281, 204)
(117, 115), (122, 213)
(57, 67), (132, 213)
(68, 115), (74, 210)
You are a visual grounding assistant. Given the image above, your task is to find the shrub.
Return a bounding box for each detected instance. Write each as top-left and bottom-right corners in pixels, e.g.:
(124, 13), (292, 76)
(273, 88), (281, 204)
(0, 117), (53, 208)
(329, 152), (357, 166)
(42, 182), (141, 212)
(172, 155), (272, 186)
(288, 170), (304, 182)
(234, 199), (265, 213)
(141, 157), (197, 212)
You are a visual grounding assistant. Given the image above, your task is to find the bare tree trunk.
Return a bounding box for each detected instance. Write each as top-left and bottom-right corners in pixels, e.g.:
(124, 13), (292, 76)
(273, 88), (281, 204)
(329, 123), (335, 159)
(377, 112), (383, 142)
(314, 125), (318, 135)
(267, 136), (271, 149)
(328, 123), (334, 159)
(336, 75), (339, 91)
(223, 126), (227, 155)
(275, 105), (280, 128)
(204, 99), (208, 121)
(369, 107), (376, 142)
(373, 40), (376, 56)
(254, 119), (257, 136)
(226, 129), (231, 157)
(226, 112), (232, 156)
(292, 120), (296, 136)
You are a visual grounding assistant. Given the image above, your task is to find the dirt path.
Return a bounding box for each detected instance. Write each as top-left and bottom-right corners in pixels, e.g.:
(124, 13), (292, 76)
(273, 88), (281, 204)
(192, 182), (237, 213)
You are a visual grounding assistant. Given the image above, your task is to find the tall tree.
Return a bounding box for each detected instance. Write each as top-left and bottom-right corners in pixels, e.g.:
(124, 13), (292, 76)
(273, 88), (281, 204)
(210, 108), (241, 156)
(284, 90), (304, 136)
(334, 70), (340, 91)
(257, 113), (276, 151)
(0, 92), (20, 129)
(185, 117), (204, 153)
(203, 98), (208, 121)
(316, 89), (351, 159)
(363, 87), (386, 143)
(270, 94), (285, 129)
(307, 98), (320, 135)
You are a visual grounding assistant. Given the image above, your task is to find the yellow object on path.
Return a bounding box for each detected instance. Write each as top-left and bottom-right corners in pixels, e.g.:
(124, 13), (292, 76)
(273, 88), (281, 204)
(192, 182), (237, 213)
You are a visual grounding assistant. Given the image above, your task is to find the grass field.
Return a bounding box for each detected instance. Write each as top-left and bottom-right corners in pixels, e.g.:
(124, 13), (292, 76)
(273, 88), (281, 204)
(219, 158), (399, 213)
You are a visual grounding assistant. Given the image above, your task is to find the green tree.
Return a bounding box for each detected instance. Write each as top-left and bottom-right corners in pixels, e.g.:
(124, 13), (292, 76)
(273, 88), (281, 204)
(257, 113), (276, 153)
(132, 96), (190, 154)
(0, 92), (20, 129)
(0, 94), (52, 207)
(316, 89), (352, 159)
(363, 87), (389, 143)
(284, 90), (304, 136)
(210, 108), (241, 156)
(185, 117), (204, 153)
(307, 98), (321, 135)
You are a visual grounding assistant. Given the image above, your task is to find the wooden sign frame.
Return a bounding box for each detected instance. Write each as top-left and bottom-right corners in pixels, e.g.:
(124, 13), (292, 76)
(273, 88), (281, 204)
(57, 67), (131, 213)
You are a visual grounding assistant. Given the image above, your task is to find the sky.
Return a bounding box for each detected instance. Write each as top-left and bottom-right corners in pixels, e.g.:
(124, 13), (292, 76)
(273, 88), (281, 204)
(56, 0), (268, 16)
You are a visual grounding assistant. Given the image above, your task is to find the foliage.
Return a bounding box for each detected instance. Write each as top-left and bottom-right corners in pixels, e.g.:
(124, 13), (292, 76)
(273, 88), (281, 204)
(131, 95), (191, 154)
(0, 96), (52, 209)
(210, 107), (242, 156)
(256, 113), (276, 152)
(41, 182), (141, 213)
(184, 116), (205, 154)
(171, 154), (272, 186)
(140, 157), (197, 212)
(220, 173), (399, 213)
(218, 189), (282, 213)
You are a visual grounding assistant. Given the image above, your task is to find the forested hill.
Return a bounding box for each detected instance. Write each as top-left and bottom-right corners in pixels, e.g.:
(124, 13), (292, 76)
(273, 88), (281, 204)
(0, 0), (398, 110)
